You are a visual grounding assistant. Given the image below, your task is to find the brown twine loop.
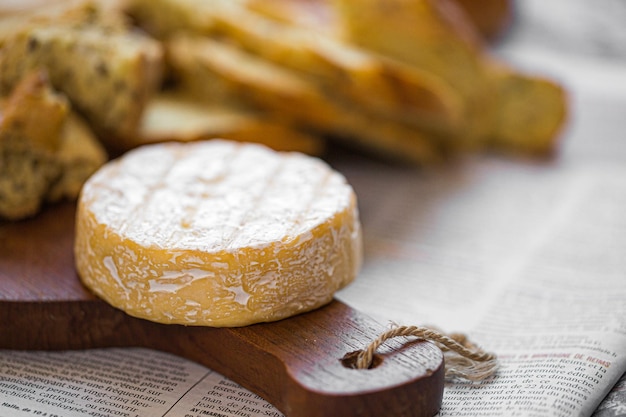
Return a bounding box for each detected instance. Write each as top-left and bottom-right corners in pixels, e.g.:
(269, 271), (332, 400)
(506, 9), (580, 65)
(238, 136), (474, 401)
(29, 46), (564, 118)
(355, 325), (499, 381)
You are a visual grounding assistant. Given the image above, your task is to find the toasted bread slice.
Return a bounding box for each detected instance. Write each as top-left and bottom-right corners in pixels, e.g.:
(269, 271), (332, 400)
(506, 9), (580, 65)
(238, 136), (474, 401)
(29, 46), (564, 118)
(0, 71), (68, 151)
(138, 92), (325, 155)
(0, 3), (163, 151)
(167, 35), (444, 164)
(128, 0), (461, 134)
(451, 0), (512, 41)
(0, 71), (106, 220)
(333, 0), (567, 155)
(244, 0), (340, 36)
(488, 68), (568, 156)
(48, 111), (108, 202)
(204, 5), (461, 132)
(125, 0), (215, 37)
(0, 72), (66, 220)
(333, 0), (494, 145)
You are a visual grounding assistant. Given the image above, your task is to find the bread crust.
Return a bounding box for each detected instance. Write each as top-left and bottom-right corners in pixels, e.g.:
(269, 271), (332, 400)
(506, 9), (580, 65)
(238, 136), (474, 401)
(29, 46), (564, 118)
(0, 71), (106, 220)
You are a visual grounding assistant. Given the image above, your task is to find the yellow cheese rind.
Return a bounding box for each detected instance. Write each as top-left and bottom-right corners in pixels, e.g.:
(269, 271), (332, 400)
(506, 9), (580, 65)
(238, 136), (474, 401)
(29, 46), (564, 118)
(75, 140), (362, 327)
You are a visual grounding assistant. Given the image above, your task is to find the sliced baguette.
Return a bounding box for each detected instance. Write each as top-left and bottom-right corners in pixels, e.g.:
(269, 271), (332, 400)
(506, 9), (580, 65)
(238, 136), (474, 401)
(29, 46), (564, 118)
(138, 92), (325, 156)
(167, 35), (444, 164)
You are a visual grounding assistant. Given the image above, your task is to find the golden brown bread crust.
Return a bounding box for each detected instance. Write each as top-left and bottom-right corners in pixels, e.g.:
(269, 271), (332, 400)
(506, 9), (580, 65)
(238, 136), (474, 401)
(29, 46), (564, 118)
(0, 71), (68, 152)
(0, 71), (106, 220)
(137, 92), (326, 155)
(0, 3), (163, 153)
(487, 67), (568, 156)
(244, 0), (339, 36)
(332, 0), (567, 155)
(0, 72), (66, 220)
(167, 35), (445, 164)
(47, 111), (108, 202)
(332, 0), (495, 147)
(451, 0), (513, 42)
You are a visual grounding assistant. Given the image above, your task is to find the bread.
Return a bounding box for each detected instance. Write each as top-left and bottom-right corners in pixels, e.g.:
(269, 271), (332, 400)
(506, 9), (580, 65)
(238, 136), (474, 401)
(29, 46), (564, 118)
(47, 111), (109, 202)
(487, 68), (568, 155)
(332, 0), (567, 154)
(244, 0), (340, 36)
(75, 140), (362, 326)
(0, 71), (107, 220)
(1, 0), (563, 169)
(0, 2), (163, 152)
(451, 0), (513, 41)
(0, 72), (66, 220)
(333, 0), (495, 147)
(167, 35), (444, 164)
(138, 92), (325, 155)
(130, 0), (461, 132)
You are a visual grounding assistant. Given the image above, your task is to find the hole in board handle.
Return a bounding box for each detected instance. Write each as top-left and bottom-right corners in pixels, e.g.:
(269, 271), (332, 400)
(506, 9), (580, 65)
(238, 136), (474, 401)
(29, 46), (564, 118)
(340, 350), (383, 370)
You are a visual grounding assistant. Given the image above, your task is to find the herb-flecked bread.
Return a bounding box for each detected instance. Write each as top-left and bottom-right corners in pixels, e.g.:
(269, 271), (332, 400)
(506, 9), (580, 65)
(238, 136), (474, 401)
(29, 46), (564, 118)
(0, 71), (106, 220)
(0, 2), (163, 152)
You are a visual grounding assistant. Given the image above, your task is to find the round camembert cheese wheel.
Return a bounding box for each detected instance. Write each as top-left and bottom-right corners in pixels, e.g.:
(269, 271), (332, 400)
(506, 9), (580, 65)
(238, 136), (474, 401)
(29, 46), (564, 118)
(75, 140), (362, 327)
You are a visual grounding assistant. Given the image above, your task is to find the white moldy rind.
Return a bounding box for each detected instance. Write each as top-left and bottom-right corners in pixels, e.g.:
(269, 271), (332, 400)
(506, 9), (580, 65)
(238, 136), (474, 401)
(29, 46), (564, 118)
(74, 140), (362, 327)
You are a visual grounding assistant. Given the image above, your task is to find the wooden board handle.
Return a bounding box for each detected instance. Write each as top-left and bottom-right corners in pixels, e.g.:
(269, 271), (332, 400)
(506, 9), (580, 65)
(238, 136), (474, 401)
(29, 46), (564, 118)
(1, 298), (444, 417)
(1, 203), (444, 417)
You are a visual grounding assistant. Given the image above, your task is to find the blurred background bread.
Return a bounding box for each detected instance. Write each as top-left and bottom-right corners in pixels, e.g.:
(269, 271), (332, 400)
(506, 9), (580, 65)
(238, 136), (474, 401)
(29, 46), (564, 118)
(0, 0), (568, 219)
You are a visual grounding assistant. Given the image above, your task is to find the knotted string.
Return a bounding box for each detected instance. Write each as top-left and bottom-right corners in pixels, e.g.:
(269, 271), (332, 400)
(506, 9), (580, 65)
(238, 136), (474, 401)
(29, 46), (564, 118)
(354, 325), (499, 381)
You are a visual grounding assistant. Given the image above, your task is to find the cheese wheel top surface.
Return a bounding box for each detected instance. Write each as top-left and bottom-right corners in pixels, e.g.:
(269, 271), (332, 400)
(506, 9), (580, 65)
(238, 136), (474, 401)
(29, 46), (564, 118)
(82, 139), (349, 251)
(75, 140), (362, 326)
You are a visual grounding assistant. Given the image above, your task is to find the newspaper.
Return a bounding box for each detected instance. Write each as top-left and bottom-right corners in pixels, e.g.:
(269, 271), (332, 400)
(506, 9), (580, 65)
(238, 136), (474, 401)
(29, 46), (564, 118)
(336, 153), (626, 417)
(3, 3), (626, 417)
(592, 375), (626, 417)
(0, 348), (278, 417)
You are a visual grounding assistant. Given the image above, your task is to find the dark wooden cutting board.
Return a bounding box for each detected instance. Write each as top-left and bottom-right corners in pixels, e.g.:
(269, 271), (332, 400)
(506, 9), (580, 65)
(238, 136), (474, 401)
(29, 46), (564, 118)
(0, 202), (444, 417)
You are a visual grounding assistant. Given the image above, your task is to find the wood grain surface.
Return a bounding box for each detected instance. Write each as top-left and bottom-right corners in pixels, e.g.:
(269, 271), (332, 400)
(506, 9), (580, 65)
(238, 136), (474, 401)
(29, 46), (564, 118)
(0, 202), (444, 417)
